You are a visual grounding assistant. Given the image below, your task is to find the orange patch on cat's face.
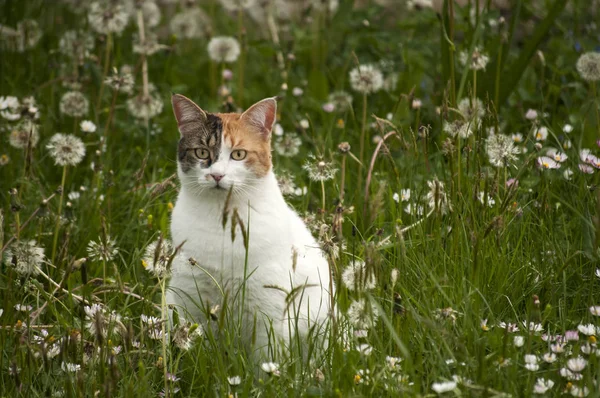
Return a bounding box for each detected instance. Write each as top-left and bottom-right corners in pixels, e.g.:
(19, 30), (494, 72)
(216, 113), (272, 177)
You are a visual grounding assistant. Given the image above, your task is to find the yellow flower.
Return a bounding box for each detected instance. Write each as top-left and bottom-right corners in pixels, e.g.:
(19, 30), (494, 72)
(336, 119), (345, 128)
(167, 202), (174, 211)
(141, 259), (148, 268)
(354, 374), (361, 384)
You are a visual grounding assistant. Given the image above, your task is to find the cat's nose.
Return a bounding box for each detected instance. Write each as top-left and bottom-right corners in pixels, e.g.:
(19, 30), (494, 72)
(210, 174), (224, 183)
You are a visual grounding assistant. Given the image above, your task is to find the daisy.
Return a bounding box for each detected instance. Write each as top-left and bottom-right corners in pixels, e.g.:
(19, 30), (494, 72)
(537, 156), (560, 170)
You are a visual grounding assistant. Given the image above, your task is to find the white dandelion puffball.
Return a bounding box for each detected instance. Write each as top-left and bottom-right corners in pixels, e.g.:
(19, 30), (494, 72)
(4, 240), (45, 276)
(207, 36), (241, 63)
(59, 91), (89, 118)
(349, 64), (384, 95)
(576, 52), (600, 82)
(46, 134), (86, 166)
(87, 1), (131, 36)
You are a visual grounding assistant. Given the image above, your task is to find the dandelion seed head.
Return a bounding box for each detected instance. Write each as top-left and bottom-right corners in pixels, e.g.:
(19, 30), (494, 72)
(142, 238), (174, 278)
(207, 36), (241, 63)
(87, 236), (119, 262)
(47, 134), (86, 166)
(302, 155), (337, 182)
(58, 30), (94, 62)
(9, 120), (39, 149)
(127, 87), (164, 120)
(349, 64), (384, 94)
(328, 91), (353, 111)
(4, 240), (44, 276)
(486, 133), (520, 167)
(459, 47), (489, 70)
(347, 298), (380, 330)
(88, 1), (131, 35)
(59, 91), (89, 118)
(169, 8), (210, 39)
(576, 52), (600, 82)
(341, 260), (376, 292)
(274, 133), (302, 157)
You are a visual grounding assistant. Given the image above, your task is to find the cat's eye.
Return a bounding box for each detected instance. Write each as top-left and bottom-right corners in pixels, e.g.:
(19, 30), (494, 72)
(231, 150), (247, 161)
(194, 148), (210, 160)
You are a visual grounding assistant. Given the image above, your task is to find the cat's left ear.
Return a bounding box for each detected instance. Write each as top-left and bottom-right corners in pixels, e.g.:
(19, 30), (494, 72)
(241, 97), (277, 140)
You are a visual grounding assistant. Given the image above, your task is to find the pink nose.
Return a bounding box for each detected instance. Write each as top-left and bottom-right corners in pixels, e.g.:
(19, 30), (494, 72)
(211, 174), (224, 182)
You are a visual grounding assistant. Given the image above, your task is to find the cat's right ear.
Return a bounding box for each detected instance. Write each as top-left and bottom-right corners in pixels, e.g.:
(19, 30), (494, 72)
(171, 94), (208, 136)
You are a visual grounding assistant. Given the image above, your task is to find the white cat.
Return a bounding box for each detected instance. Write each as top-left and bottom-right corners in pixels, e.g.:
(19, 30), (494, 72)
(167, 94), (333, 358)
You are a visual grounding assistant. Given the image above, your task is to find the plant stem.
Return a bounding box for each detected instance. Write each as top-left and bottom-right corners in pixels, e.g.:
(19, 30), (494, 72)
(359, 93), (368, 172)
(95, 33), (112, 122)
(51, 166), (68, 264)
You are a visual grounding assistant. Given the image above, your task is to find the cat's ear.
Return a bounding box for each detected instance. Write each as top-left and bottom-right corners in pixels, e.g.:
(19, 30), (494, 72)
(171, 94), (208, 136)
(241, 97), (277, 140)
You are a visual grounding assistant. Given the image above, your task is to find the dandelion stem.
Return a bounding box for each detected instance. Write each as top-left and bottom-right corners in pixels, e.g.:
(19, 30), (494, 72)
(359, 93), (368, 169)
(339, 155), (346, 203)
(321, 180), (326, 215)
(51, 166), (68, 264)
(95, 33), (112, 122)
(237, 9), (245, 107)
(160, 276), (169, 397)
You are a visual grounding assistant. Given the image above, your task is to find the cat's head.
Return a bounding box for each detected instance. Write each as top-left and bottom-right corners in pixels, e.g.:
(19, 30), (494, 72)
(171, 94), (276, 194)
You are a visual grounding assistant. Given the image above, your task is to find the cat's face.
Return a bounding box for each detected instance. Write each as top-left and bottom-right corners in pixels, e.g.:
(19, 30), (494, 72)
(171, 94), (276, 195)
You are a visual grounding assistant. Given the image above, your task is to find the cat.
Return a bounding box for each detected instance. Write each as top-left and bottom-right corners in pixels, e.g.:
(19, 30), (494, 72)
(167, 94), (333, 359)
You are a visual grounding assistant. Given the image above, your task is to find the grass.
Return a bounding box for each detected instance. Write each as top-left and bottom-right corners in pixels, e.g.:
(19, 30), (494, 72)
(1, 0), (600, 396)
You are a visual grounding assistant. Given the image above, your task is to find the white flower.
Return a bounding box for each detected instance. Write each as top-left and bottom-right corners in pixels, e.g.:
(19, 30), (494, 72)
(392, 192), (400, 203)
(292, 87), (304, 96)
(349, 64), (384, 94)
(14, 304), (33, 312)
(576, 52), (600, 82)
(596, 268), (600, 278)
(542, 352), (557, 363)
(563, 124), (573, 133)
(590, 306), (600, 316)
(4, 240), (44, 275)
(412, 98), (422, 109)
(84, 304), (121, 337)
(207, 36), (241, 63)
(533, 126), (548, 141)
(498, 322), (519, 333)
(458, 47), (489, 70)
(563, 169), (574, 180)
(570, 385), (590, 397)
(525, 109), (538, 120)
(260, 362), (279, 375)
(61, 362), (81, 373)
(513, 335), (525, 347)
(537, 156), (560, 170)
(522, 321), (543, 333)
(356, 343), (373, 356)
(511, 133), (523, 143)
(533, 378), (554, 394)
(524, 354), (539, 371)
(431, 381), (457, 394)
(478, 192), (495, 207)
(47, 134), (86, 166)
(80, 120), (96, 133)
(546, 148), (568, 162)
(560, 367), (582, 380)
(399, 189), (411, 201)
(567, 356), (587, 372)
(273, 123), (284, 136)
(227, 375), (242, 386)
(577, 323), (596, 336)
(299, 119), (310, 129)
(550, 342), (566, 353)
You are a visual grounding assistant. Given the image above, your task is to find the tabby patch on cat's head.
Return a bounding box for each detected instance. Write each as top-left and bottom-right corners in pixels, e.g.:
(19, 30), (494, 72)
(172, 94), (276, 192)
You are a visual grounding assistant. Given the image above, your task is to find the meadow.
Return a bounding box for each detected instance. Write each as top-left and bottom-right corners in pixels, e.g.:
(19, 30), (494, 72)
(1, 0), (600, 396)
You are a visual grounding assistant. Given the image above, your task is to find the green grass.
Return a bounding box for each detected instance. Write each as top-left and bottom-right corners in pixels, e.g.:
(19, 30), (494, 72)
(1, 0), (600, 396)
